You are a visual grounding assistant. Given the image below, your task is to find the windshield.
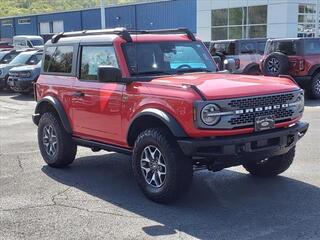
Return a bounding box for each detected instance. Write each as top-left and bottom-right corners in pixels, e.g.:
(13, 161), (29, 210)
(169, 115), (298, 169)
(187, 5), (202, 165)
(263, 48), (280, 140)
(9, 53), (32, 65)
(123, 41), (216, 76)
(30, 40), (44, 46)
(0, 51), (8, 60)
(0, 52), (19, 64)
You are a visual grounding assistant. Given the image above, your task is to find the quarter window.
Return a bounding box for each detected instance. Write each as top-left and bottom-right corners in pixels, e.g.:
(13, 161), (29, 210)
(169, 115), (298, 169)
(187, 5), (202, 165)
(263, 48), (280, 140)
(80, 46), (118, 81)
(43, 46), (73, 73)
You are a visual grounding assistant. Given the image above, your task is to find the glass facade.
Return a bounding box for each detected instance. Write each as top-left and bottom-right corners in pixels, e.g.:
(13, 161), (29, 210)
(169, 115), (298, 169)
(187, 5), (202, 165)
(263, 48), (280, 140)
(297, 3), (318, 37)
(211, 5), (267, 40)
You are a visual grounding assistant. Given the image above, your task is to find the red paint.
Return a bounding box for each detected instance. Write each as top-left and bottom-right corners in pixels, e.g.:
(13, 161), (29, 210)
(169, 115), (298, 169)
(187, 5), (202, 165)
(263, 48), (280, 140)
(36, 34), (303, 148)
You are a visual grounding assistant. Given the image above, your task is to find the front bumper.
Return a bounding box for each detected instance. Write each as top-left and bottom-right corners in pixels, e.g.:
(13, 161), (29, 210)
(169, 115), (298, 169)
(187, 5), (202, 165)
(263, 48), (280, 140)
(7, 77), (34, 92)
(178, 122), (308, 160)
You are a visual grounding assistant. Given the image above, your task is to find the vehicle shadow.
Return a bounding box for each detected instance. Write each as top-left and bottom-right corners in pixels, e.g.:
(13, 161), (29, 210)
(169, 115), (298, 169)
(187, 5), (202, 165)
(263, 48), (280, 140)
(42, 153), (320, 240)
(0, 91), (15, 97)
(10, 93), (34, 101)
(305, 99), (320, 107)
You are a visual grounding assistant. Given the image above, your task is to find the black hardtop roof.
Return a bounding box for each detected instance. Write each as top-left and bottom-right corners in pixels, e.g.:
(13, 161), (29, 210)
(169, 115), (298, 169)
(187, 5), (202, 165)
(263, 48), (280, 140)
(268, 37), (320, 42)
(212, 38), (267, 44)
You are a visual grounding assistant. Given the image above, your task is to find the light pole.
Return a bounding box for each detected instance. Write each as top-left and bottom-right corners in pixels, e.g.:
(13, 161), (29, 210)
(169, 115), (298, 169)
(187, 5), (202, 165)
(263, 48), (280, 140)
(100, 0), (106, 29)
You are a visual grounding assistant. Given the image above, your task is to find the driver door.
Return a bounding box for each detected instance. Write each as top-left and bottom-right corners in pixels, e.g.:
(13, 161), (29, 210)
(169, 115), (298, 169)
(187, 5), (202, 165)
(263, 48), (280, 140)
(72, 45), (124, 145)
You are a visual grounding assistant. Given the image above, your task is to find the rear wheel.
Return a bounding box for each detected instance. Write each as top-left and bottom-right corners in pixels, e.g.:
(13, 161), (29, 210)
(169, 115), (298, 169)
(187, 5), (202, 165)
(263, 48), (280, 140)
(243, 147), (295, 177)
(132, 128), (193, 203)
(38, 112), (77, 168)
(310, 73), (320, 99)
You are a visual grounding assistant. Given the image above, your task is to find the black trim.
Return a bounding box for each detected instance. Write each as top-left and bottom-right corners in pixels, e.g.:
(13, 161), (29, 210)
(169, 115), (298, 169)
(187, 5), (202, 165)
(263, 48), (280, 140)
(190, 85), (207, 100)
(127, 108), (187, 145)
(73, 137), (132, 155)
(51, 28), (132, 43)
(178, 121), (309, 158)
(34, 96), (72, 133)
(308, 64), (320, 76)
(294, 76), (312, 88)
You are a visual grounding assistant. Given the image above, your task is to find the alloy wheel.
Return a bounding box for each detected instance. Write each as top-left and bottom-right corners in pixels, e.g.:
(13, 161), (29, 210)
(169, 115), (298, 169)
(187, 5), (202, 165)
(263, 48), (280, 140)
(43, 125), (58, 157)
(140, 145), (167, 188)
(267, 58), (280, 73)
(314, 77), (320, 96)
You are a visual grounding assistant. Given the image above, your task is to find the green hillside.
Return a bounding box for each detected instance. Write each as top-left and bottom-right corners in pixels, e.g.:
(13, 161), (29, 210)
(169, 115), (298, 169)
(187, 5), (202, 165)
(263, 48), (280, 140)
(0, 0), (138, 18)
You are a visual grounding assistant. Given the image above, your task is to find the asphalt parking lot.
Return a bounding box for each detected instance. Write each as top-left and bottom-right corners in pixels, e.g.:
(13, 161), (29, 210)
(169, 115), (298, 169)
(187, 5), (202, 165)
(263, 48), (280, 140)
(0, 92), (319, 240)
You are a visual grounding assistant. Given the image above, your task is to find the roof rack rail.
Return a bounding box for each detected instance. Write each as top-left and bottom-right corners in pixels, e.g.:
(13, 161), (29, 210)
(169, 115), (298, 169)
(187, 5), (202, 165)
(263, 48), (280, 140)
(128, 28), (196, 41)
(51, 27), (132, 43)
(50, 27), (196, 44)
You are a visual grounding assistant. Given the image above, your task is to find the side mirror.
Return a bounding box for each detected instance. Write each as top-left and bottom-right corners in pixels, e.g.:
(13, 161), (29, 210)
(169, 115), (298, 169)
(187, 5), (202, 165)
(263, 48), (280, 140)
(223, 59), (236, 73)
(98, 66), (122, 83)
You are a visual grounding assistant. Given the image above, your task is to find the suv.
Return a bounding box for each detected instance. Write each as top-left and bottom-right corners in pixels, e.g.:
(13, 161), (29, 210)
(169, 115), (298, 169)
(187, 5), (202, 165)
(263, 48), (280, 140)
(32, 28), (308, 203)
(261, 38), (320, 99)
(0, 50), (42, 90)
(209, 38), (267, 74)
(8, 60), (41, 94)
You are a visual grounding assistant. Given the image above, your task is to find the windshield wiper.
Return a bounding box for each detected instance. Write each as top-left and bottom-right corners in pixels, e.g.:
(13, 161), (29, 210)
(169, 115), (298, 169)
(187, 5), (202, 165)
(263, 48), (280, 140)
(175, 68), (213, 74)
(131, 70), (173, 76)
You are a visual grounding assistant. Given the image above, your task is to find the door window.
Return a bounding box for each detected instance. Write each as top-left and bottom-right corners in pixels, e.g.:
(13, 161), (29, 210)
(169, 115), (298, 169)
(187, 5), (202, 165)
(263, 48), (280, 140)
(43, 45), (73, 73)
(80, 46), (118, 81)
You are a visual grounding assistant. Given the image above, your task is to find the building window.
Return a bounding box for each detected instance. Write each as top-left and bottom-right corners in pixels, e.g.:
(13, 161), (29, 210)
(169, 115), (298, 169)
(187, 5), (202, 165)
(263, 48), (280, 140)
(18, 18), (31, 25)
(298, 4), (316, 37)
(52, 21), (64, 33)
(1, 19), (13, 26)
(40, 22), (50, 34)
(211, 5), (267, 40)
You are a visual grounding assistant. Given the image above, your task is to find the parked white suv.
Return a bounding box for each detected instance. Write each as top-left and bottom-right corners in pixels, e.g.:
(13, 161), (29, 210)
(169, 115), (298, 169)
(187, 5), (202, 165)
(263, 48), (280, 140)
(13, 36), (44, 50)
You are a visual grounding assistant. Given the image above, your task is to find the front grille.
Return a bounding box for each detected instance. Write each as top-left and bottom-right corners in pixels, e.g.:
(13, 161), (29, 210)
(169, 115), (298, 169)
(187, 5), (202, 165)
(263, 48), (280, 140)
(228, 92), (298, 127)
(228, 93), (295, 109)
(229, 109), (294, 125)
(9, 72), (19, 77)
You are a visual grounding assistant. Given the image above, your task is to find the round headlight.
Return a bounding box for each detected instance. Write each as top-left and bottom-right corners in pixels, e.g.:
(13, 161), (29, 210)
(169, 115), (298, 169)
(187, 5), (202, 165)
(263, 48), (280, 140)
(297, 94), (304, 111)
(201, 104), (220, 126)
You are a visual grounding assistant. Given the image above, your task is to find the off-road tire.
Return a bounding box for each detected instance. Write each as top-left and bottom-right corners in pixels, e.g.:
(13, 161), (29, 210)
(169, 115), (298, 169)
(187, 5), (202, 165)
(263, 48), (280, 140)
(245, 65), (261, 75)
(310, 72), (320, 99)
(132, 128), (193, 203)
(243, 147), (295, 177)
(262, 52), (290, 77)
(38, 112), (77, 168)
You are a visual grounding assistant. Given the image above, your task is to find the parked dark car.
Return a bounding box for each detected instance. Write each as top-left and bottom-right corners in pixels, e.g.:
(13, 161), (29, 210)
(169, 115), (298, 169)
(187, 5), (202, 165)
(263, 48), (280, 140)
(261, 38), (320, 99)
(8, 60), (41, 94)
(208, 38), (267, 74)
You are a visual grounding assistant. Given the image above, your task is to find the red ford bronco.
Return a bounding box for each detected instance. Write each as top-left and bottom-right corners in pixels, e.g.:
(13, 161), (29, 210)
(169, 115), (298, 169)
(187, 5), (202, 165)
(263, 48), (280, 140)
(33, 28), (308, 203)
(261, 38), (320, 99)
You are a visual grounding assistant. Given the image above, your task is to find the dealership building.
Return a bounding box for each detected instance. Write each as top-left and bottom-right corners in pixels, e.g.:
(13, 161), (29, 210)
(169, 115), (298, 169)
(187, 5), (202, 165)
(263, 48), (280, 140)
(0, 0), (319, 42)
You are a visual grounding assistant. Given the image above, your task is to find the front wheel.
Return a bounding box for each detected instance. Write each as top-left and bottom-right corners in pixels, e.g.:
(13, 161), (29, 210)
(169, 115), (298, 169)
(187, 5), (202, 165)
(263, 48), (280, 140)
(310, 73), (320, 99)
(38, 112), (77, 168)
(243, 147), (295, 177)
(132, 128), (193, 203)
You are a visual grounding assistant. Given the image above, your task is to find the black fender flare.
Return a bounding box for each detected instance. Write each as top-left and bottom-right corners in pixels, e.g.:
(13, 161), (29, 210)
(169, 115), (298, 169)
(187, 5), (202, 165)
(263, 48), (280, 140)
(34, 96), (72, 133)
(127, 108), (187, 145)
(308, 64), (320, 77)
(243, 63), (260, 74)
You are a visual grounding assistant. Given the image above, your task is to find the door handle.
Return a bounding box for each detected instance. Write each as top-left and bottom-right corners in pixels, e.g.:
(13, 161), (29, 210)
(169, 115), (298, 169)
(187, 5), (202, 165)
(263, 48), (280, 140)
(73, 91), (85, 98)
